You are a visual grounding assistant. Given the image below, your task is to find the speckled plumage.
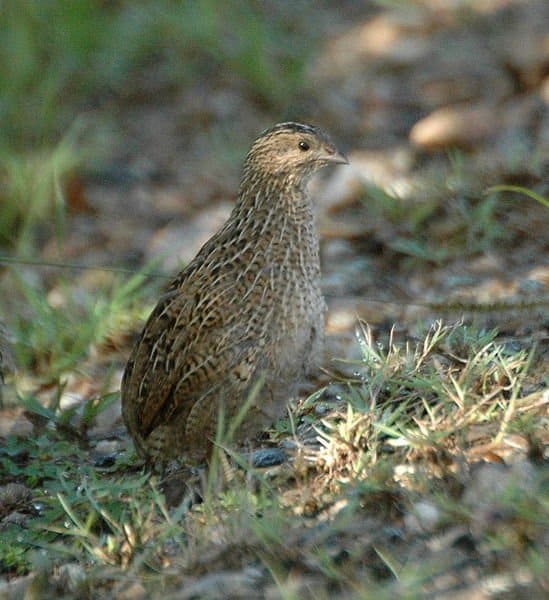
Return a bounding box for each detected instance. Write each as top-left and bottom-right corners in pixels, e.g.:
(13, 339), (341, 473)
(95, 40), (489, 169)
(121, 122), (347, 467)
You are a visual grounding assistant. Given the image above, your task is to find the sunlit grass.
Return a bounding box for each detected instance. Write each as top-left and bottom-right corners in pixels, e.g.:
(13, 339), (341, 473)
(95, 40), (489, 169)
(1, 316), (546, 596)
(4, 266), (154, 382)
(0, 128), (84, 254)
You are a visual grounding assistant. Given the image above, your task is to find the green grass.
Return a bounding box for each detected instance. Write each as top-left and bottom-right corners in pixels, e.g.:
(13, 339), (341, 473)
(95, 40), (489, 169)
(486, 184), (549, 208)
(361, 154), (509, 266)
(1, 320), (546, 596)
(0, 129), (83, 254)
(4, 266), (155, 382)
(0, 205), (542, 592)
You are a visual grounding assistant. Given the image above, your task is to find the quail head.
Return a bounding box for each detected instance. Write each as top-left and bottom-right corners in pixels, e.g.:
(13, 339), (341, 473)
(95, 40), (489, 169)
(121, 122), (348, 468)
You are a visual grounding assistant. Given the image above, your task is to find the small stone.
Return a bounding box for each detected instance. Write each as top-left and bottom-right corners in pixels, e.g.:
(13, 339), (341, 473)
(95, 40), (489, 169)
(57, 563), (87, 594)
(93, 453), (117, 468)
(462, 460), (537, 532)
(251, 448), (288, 468)
(410, 104), (498, 150)
(325, 301), (359, 334)
(93, 440), (120, 455)
(404, 500), (442, 533)
(280, 439), (298, 450)
(88, 396), (122, 438)
(117, 581), (147, 600)
(314, 403), (331, 416)
(0, 482), (32, 514)
(1, 511), (28, 527)
(0, 574), (35, 598)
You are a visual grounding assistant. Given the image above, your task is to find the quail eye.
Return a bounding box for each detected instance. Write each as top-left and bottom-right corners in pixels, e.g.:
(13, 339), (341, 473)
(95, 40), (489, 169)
(298, 140), (310, 151)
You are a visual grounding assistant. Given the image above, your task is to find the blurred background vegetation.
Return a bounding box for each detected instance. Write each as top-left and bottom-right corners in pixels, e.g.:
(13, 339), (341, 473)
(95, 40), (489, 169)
(0, 1), (547, 594)
(1, 0), (315, 251)
(1, 0), (311, 146)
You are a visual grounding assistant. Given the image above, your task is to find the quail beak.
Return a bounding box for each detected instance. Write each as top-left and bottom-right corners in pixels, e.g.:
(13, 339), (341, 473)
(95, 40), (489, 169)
(320, 146), (349, 165)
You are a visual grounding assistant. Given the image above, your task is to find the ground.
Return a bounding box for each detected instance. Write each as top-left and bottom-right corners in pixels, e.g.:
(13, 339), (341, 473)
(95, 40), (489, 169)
(0, 1), (548, 598)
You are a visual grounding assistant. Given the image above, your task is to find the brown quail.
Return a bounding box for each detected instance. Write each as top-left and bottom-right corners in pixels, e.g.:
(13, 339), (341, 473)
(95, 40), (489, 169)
(121, 122), (348, 467)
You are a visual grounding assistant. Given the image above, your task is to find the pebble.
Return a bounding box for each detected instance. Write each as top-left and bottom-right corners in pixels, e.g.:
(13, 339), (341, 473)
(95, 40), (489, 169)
(57, 563), (87, 594)
(404, 500), (442, 533)
(251, 448), (288, 468)
(410, 104), (498, 150)
(116, 581), (148, 600)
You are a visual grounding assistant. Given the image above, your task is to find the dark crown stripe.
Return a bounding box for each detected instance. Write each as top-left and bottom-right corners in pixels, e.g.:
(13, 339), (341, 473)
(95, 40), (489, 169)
(260, 122), (319, 138)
